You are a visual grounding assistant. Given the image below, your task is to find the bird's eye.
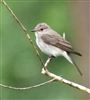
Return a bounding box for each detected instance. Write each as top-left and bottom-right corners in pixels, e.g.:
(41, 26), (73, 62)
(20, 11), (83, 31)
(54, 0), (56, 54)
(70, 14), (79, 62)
(40, 28), (44, 31)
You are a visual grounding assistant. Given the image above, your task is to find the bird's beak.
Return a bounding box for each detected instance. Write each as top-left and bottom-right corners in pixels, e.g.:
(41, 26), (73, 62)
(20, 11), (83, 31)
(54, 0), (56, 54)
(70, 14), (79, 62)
(31, 29), (35, 32)
(31, 29), (37, 32)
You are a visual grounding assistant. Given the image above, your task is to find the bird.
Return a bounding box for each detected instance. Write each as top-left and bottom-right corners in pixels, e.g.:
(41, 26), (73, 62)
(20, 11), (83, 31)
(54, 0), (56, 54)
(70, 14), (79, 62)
(31, 23), (82, 76)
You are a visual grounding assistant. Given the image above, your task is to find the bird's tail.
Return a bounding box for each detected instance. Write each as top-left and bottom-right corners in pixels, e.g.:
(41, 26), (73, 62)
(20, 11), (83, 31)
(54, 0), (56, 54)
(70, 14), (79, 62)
(70, 56), (83, 76)
(71, 51), (82, 56)
(63, 52), (83, 76)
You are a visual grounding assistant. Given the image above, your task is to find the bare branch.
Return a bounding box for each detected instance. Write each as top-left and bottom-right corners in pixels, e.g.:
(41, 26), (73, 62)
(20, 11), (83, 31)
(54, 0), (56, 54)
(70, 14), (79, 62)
(2, 0), (44, 66)
(42, 58), (90, 94)
(0, 79), (55, 90)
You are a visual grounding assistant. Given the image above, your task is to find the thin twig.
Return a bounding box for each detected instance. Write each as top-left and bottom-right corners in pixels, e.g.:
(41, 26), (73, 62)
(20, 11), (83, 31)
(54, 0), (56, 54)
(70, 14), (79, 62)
(0, 0), (54, 91)
(0, 79), (55, 90)
(41, 58), (90, 94)
(2, 0), (44, 66)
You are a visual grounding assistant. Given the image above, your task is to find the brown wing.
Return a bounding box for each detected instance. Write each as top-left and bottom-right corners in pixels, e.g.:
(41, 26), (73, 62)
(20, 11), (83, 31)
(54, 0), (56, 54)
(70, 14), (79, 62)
(41, 34), (74, 53)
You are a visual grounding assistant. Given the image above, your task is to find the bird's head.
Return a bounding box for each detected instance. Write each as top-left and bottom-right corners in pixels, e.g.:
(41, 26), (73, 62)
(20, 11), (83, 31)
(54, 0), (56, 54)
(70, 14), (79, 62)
(31, 23), (50, 33)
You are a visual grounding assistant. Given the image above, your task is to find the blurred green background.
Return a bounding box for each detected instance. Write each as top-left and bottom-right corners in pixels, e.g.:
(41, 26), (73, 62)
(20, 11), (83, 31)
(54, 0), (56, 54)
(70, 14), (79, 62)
(0, 0), (90, 100)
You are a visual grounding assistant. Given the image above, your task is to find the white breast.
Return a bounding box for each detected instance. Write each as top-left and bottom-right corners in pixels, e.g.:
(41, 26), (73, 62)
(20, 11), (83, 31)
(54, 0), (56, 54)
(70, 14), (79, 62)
(35, 32), (64, 57)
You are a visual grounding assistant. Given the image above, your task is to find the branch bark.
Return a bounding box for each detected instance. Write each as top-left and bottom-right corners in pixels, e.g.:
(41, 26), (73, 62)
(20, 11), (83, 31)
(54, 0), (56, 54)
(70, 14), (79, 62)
(41, 57), (90, 94)
(0, 79), (55, 90)
(2, 0), (44, 66)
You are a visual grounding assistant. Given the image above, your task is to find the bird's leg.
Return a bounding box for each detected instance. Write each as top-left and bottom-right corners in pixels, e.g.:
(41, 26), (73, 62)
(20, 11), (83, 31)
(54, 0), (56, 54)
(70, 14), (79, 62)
(44, 56), (54, 69)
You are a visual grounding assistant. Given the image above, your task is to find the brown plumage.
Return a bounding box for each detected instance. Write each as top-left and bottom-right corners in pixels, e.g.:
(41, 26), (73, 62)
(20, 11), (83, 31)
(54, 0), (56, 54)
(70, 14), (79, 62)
(41, 34), (82, 56)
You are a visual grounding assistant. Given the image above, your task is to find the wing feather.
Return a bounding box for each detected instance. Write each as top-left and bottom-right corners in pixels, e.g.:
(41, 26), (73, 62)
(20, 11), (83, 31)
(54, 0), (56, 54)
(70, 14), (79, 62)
(41, 34), (73, 53)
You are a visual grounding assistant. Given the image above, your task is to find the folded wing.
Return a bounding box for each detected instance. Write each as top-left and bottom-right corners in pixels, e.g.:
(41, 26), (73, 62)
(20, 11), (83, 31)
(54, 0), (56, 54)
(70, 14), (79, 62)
(41, 34), (73, 53)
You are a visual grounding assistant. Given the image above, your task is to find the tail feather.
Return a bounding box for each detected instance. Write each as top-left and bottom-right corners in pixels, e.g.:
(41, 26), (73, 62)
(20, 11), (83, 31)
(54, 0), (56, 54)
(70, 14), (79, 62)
(71, 51), (82, 56)
(63, 52), (83, 76)
(69, 55), (83, 76)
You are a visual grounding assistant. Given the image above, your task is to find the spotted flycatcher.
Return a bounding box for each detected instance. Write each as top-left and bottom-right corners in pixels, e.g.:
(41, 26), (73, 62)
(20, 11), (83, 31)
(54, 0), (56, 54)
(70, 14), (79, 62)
(31, 23), (82, 76)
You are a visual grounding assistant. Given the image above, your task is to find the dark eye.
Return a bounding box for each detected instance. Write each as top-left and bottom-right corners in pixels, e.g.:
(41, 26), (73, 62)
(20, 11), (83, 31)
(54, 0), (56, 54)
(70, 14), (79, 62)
(40, 28), (44, 31)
